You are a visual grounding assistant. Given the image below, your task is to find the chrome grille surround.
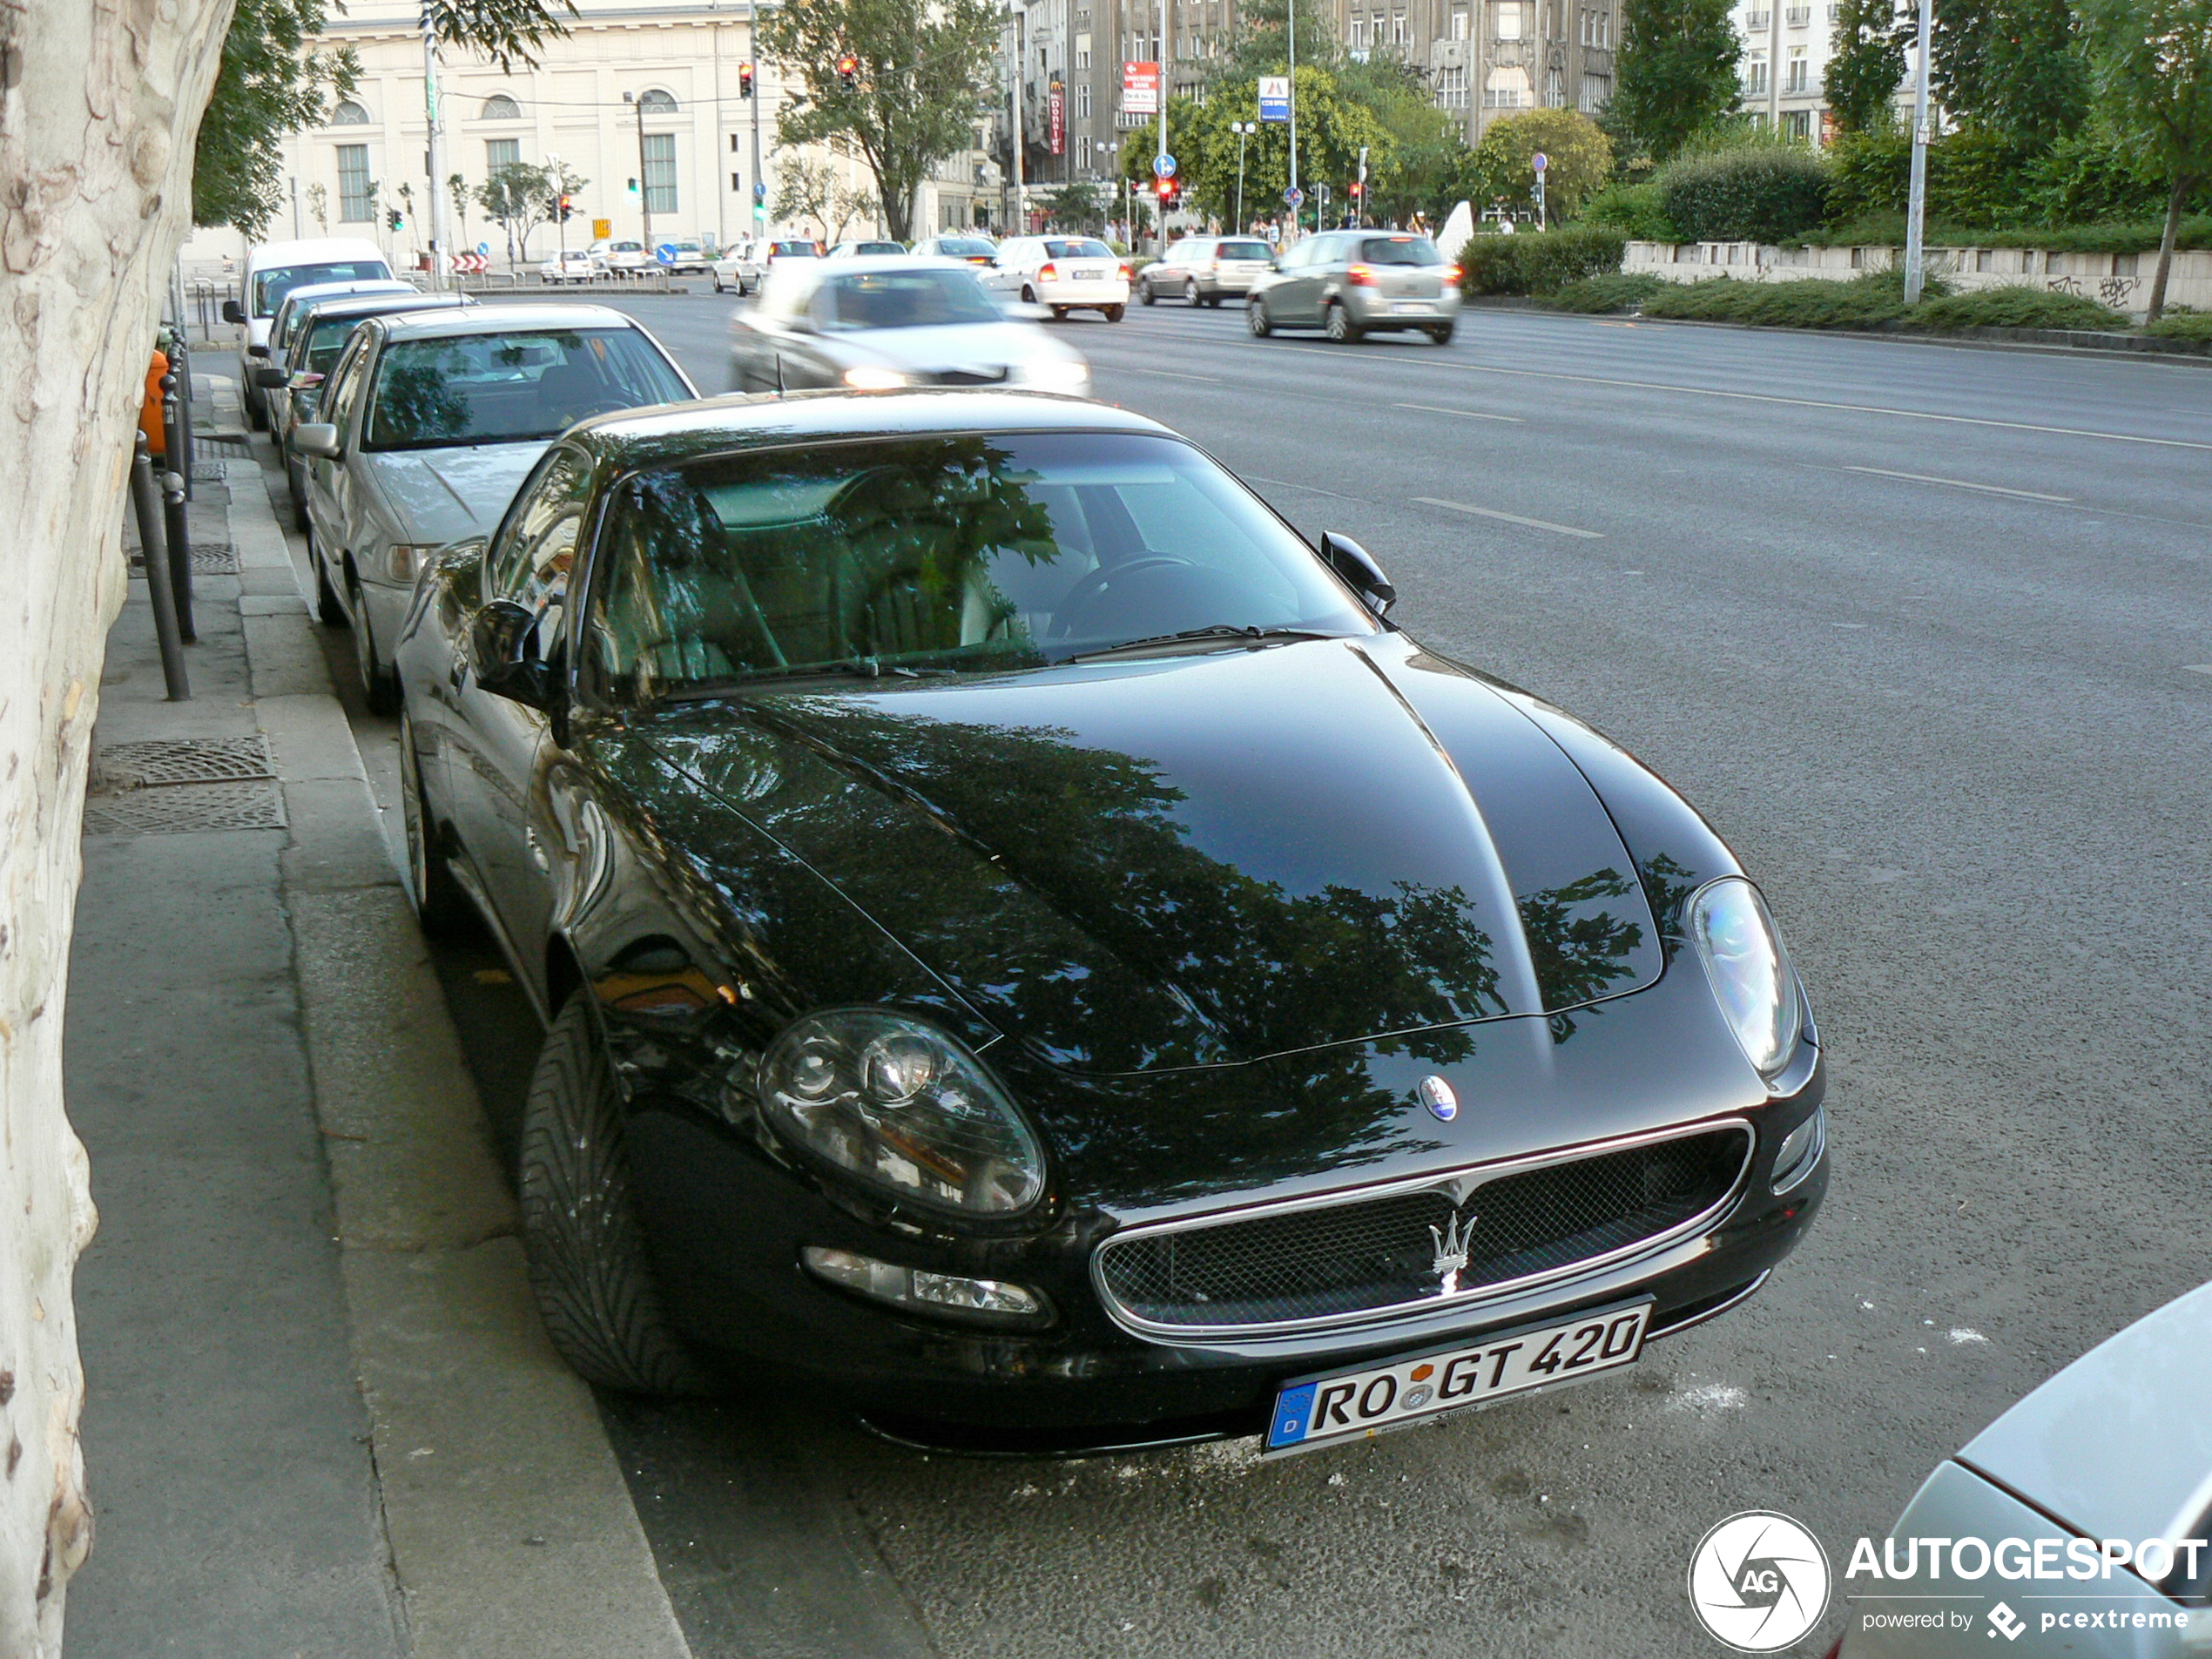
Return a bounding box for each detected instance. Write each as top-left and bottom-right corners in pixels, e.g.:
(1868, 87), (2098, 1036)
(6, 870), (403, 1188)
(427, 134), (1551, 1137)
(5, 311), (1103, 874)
(1091, 1120), (1754, 1342)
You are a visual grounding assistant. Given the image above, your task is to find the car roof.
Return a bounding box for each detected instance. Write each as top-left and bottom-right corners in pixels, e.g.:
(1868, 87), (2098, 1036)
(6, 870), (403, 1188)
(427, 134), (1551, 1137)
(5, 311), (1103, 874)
(570, 389), (1170, 472)
(375, 304), (642, 337)
(299, 293), (468, 324)
(245, 237), (388, 269)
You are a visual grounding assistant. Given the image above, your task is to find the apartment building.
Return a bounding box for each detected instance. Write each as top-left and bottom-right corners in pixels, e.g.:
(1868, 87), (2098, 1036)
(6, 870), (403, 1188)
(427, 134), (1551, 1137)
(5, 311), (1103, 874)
(1732, 0), (1840, 142)
(1337, 0), (1619, 143)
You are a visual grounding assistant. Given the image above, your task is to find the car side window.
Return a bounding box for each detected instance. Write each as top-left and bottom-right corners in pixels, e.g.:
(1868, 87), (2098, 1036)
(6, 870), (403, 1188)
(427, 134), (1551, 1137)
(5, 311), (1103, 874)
(487, 446), (595, 626)
(319, 338), (371, 435)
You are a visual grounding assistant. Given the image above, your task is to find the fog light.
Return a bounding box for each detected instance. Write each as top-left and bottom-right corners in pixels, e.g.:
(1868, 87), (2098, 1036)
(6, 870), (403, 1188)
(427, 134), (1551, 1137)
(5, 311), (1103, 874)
(1771, 1107), (1824, 1193)
(802, 1246), (1048, 1322)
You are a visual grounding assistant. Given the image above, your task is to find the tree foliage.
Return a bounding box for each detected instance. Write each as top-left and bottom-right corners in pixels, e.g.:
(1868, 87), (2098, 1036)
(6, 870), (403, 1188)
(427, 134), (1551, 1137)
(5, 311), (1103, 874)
(1827, 0), (1907, 132)
(1930, 0), (2090, 146)
(1470, 110), (1614, 224)
(772, 153), (877, 240)
(475, 159), (581, 260)
(1608, 0), (1741, 165)
(1164, 73), (1393, 229)
(190, 0), (356, 236)
(759, 0), (1001, 241)
(2079, 0), (2212, 314)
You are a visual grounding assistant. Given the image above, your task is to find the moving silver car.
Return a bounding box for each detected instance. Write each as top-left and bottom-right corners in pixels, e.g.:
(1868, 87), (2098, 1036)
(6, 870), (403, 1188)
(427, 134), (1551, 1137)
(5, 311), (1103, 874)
(1245, 232), (1461, 344)
(728, 257), (1089, 395)
(291, 304), (694, 711)
(1137, 235), (1277, 307)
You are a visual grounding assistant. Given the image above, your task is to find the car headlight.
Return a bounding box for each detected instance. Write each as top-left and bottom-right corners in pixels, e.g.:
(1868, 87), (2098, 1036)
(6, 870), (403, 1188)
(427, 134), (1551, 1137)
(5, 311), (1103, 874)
(1689, 878), (1802, 1079)
(1022, 357), (1090, 392)
(841, 365), (910, 390)
(754, 1009), (1047, 1217)
(385, 543), (440, 583)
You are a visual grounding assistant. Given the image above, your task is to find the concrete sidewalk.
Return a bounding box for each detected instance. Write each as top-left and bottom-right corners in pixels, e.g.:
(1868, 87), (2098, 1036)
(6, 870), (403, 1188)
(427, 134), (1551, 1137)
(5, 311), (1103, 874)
(64, 383), (691, 1657)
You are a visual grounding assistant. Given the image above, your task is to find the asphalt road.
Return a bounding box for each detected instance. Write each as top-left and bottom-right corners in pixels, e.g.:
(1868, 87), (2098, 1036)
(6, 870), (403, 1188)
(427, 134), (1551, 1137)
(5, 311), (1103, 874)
(346, 290), (2212, 1657)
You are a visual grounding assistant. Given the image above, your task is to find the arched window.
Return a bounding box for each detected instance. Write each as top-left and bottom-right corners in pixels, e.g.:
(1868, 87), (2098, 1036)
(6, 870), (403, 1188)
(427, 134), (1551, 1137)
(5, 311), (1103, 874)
(331, 99), (371, 125)
(637, 88), (679, 112)
(481, 93), (522, 119)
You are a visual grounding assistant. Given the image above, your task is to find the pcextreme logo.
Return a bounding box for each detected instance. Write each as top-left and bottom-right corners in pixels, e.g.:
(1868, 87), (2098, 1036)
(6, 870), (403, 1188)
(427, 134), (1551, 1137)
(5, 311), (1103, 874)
(1688, 1511), (1833, 1652)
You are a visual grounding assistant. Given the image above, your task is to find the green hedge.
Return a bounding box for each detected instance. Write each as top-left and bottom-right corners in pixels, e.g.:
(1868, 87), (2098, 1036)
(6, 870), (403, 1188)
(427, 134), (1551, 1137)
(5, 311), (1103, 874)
(1809, 212), (2212, 253)
(1654, 146), (1832, 244)
(1577, 181), (1682, 243)
(1538, 273), (1669, 313)
(2146, 310), (2212, 341)
(1638, 272), (2134, 334)
(1458, 226), (1627, 295)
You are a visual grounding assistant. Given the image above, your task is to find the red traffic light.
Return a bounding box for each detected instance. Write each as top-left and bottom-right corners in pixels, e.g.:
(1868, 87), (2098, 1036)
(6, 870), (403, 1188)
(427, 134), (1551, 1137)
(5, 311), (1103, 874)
(1349, 180), (1364, 198)
(836, 54), (858, 90)
(738, 62), (755, 97)
(1155, 176), (1177, 202)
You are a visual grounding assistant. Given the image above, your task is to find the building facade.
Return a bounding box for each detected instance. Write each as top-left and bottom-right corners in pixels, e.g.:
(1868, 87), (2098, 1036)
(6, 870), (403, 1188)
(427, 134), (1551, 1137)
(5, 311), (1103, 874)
(1336, 0), (1619, 143)
(179, 0), (991, 269)
(1731, 0), (1839, 143)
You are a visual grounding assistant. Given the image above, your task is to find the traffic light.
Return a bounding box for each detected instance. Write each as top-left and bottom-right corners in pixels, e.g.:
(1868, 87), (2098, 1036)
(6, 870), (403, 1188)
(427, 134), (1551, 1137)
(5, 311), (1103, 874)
(558, 193), (576, 221)
(1348, 180), (1363, 200)
(387, 207), (403, 231)
(1156, 177), (1177, 206)
(738, 61), (755, 98)
(837, 54), (859, 91)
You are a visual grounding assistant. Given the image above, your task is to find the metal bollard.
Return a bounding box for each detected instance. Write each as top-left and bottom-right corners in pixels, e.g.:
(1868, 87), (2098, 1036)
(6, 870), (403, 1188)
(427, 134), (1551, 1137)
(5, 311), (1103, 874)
(161, 465), (195, 644)
(131, 435), (190, 700)
(170, 343), (195, 500)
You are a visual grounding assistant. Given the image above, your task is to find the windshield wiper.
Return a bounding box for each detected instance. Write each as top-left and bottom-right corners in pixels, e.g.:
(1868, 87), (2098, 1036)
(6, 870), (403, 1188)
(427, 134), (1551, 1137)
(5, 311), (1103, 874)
(1064, 624), (1340, 664)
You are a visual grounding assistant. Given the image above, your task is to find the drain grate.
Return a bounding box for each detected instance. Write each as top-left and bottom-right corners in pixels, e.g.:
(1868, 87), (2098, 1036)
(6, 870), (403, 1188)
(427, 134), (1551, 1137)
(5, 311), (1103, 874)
(83, 781), (287, 835)
(91, 736), (276, 791)
(127, 544), (239, 576)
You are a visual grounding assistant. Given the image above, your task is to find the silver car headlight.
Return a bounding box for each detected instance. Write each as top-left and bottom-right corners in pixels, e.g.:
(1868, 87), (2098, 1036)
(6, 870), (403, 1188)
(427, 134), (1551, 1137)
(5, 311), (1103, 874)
(1689, 878), (1802, 1080)
(1021, 357), (1090, 392)
(385, 543), (441, 583)
(754, 1009), (1047, 1217)
(842, 365), (910, 390)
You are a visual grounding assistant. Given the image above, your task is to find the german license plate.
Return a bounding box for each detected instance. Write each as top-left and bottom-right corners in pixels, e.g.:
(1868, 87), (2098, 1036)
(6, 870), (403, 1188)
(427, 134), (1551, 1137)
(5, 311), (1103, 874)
(1263, 1299), (1651, 1455)
(1072, 266), (1105, 280)
(1392, 300), (1430, 314)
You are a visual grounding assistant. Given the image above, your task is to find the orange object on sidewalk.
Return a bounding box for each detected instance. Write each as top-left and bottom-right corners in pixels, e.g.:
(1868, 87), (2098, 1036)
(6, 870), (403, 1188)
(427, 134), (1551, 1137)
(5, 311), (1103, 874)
(139, 348), (169, 461)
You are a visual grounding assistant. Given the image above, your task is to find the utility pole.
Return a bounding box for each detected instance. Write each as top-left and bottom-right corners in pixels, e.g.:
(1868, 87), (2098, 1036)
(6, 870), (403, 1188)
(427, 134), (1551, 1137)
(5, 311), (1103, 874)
(627, 93), (655, 253)
(550, 149), (568, 260)
(290, 176), (303, 239)
(1766, 0), (1782, 132)
(1285, 0), (1299, 233)
(1233, 121), (1254, 233)
(421, 8), (448, 290)
(1157, 0), (1169, 242)
(1010, 8), (1027, 233)
(747, 3), (765, 239)
(1902, 0), (1932, 303)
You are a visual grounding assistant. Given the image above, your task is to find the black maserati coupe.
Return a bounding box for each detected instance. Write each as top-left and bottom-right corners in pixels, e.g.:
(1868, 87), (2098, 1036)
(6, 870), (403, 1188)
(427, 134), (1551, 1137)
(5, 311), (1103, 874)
(391, 389), (1826, 1454)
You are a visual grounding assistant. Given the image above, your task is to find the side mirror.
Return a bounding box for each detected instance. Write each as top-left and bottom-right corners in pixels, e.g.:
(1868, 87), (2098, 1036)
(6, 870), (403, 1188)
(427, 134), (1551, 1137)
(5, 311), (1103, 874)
(253, 366), (290, 390)
(291, 422), (341, 460)
(222, 299), (245, 325)
(470, 599), (562, 711)
(246, 342), (270, 359)
(1320, 531), (1395, 617)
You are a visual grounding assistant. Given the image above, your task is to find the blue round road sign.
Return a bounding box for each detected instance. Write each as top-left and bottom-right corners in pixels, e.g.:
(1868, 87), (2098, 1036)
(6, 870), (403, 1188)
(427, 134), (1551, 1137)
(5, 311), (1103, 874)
(475, 239), (491, 258)
(655, 243), (678, 265)
(1154, 152), (1177, 178)
(1282, 185), (1304, 206)
(752, 181), (767, 202)
(1532, 151), (1549, 172)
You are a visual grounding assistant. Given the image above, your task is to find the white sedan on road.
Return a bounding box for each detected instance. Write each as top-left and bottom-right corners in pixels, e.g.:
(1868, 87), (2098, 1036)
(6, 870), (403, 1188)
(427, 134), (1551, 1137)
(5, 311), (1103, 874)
(539, 249), (597, 284)
(983, 236), (1129, 321)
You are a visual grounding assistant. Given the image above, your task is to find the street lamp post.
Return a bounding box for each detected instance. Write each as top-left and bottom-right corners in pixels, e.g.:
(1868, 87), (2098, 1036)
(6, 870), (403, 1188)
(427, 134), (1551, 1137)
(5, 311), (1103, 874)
(421, 6), (448, 289)
(1902, 0), (1932, 304)
(1232, 121), (1256, 233)
(624, 92), (654, 254)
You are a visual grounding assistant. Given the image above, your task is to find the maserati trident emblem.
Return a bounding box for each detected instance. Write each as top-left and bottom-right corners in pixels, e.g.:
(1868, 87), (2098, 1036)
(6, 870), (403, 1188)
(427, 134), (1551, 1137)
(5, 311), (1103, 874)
(1429, 1208), (1477, 1296)
(1418, 1076), (1459, 1122)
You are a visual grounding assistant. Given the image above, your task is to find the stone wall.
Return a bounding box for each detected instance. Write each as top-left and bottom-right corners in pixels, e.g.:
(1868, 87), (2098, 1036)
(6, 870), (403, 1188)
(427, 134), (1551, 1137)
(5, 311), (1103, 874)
(1622, 240), (2212, 320)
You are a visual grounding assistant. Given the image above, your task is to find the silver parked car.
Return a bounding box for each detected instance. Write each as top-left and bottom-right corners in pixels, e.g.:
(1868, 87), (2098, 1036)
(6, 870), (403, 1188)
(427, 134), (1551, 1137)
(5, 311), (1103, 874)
(1137, 235), (1277, 307)
(824, 239), (907, 259)
(1838, 1279), (2212, 1656)
(1245, 231), (1461, 344)
(711, 236), (820, 295)
(728, 257), (1089, 396)
(291, 304), (695, 711)
(254, 289), (472, 530)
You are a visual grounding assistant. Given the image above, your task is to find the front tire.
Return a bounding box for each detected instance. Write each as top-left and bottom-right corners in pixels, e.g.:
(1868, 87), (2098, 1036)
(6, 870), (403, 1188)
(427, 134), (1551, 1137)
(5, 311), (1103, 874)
(1427, 321), (1456, 345)
(348, 573), (401, 716)
(310, 535), (347, 626)
(521, 997), (711, 1396)
(1140, 280), (1157, 306)
(1247, 299), (1272, 337)
(1184, 279), (1201, 306)
(1325, 302), (1363, 343)
(399, 711), (468, 937)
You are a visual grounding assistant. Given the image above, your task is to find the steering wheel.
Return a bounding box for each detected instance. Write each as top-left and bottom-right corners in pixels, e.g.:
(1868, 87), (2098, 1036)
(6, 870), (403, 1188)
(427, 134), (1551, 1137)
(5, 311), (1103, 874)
(1050, 556), (1197, 637)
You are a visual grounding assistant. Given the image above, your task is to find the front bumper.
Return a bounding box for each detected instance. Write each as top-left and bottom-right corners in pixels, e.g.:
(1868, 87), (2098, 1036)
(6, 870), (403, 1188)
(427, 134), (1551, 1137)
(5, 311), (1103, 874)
(625, 1038), (1827, 1450)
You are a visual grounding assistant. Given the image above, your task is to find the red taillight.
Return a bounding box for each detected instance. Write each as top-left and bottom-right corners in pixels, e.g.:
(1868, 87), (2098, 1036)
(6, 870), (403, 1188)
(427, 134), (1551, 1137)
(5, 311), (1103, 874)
(1038, 260), (1058, 280)
(1119, 262), (1133, 280)
(1346, 263), (1379, 287)
(1444, 264), (1462, 283)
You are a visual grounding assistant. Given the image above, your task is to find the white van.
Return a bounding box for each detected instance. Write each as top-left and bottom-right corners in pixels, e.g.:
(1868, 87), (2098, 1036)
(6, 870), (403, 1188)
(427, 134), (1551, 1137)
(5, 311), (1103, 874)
(226, 237), (395, 428)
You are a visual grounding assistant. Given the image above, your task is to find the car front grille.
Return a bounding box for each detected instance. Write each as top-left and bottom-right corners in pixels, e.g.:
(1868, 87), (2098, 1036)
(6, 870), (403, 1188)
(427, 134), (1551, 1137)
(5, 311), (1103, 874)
(927, 367), (1008, 386)
(1092, 1124), (1751, 1338)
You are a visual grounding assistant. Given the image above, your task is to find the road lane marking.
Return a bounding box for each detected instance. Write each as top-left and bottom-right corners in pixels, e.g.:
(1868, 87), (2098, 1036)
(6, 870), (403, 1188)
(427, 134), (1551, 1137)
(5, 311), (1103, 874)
(1099, 365), (1224, 383)
(1395, 402), (1525, 423)
(2186, 665), (2212, 676)
(1235, 341), (2212, 453)
(1844, 466), (2074, 502)
(1415, 496), (1604, 538)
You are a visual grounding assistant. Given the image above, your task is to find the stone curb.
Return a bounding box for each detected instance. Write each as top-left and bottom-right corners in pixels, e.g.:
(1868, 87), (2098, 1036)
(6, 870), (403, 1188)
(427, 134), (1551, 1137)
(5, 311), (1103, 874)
(222, 454), (695, 1659)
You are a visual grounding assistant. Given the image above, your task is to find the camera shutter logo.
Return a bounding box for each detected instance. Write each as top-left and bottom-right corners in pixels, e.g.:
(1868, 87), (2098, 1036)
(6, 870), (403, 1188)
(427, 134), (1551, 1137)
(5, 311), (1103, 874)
(1687, 1512), (1831, 1652)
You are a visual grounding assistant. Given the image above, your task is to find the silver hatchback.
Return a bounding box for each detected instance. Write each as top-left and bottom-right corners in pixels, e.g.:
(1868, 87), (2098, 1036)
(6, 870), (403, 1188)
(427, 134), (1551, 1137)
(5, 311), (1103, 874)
(1245, 232), (1461, 344)
(1138, 236), (1278, 307)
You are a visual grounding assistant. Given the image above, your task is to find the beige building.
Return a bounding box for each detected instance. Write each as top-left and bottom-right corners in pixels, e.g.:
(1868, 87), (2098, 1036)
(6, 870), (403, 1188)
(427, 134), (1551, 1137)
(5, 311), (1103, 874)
(179, 0), (989, 269)
(1340, 0), (1620, 143)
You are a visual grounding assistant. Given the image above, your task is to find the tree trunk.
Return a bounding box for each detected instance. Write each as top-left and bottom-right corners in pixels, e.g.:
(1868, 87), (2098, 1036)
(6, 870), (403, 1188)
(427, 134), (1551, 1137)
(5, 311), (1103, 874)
(2147, 175), (2188, 325)
(0, 0), (235, 1650)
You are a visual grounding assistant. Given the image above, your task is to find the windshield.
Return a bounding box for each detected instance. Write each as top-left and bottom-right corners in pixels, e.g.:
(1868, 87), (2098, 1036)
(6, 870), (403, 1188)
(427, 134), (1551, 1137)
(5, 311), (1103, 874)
(363, 327), (691, 451)
(1041, 239), (1116, 260)
(252, 260), (393, 316)
(819, 269), (1001, 330)
(585, 431), (1374, 700)
(772, 241), (819, 257)
(1359, 236), (1444, 266)
(1217, 240), (1272, 261)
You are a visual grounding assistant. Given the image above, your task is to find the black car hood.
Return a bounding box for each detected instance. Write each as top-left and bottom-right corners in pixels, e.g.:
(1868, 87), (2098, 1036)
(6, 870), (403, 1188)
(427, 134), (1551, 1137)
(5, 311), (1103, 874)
(634, 633), (1660, 1075)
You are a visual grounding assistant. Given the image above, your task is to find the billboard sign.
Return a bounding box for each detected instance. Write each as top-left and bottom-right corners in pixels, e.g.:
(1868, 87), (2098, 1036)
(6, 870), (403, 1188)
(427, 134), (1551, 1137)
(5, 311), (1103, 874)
(1049, 78), (1065, 155)
(1258, 75), (1290, 122)
(1123, 60), (1161, 115)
